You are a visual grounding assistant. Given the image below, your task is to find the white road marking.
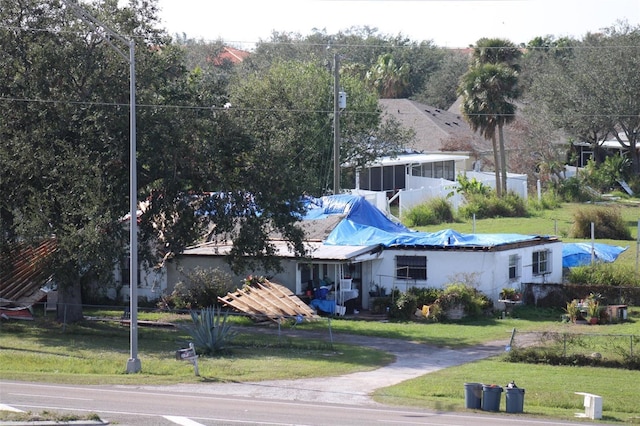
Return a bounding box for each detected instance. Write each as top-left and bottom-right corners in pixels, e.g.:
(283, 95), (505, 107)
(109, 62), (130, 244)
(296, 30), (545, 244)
(0, 403), (25, 412)
(164, 416), (206, 426)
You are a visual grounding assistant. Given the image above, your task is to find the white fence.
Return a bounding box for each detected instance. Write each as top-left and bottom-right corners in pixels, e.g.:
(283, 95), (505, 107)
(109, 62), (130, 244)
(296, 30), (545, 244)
(398, 171), (528, 218)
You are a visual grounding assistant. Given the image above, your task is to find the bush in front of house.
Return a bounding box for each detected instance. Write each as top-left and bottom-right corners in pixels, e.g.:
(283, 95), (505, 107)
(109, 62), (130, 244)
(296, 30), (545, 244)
(432, 282), (493, 320)
(569, 206), (632, 240)
(403, 197), (455, 227)
(391, 286), (442, 320)
(163, 266), (235, 310)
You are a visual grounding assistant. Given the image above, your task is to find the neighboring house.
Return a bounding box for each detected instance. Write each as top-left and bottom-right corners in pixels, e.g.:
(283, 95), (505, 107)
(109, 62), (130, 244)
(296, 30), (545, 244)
(166, 194), (563, 311)
(354, 151), (469, 193)
(380, 98), (489, 155)
(374, 100), (528, 213)
(570, 132), (634, 168)
(350, 150), (527, 218)
(210, 46), (250, 66)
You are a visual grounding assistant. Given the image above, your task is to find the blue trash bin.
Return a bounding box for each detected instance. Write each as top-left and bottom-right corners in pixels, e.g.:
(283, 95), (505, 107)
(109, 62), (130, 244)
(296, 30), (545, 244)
(481, 384), (503, 412)
(505, 387), (525, 413)
(464, 383), (483, 409)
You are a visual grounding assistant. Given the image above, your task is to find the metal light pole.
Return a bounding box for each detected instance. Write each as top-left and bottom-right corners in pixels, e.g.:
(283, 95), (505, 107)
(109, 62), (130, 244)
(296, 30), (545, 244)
(62, 0), (140, 373)
(333, 53), (341, 195)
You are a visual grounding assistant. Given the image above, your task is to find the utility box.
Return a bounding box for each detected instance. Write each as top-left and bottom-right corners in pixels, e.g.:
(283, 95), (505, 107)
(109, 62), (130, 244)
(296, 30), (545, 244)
(575, 392), (602, 420)
(338, 91), (347, 109)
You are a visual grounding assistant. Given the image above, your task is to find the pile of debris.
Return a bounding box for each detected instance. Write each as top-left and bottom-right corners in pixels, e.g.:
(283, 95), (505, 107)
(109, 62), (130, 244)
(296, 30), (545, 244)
(218, 279), (318, 323)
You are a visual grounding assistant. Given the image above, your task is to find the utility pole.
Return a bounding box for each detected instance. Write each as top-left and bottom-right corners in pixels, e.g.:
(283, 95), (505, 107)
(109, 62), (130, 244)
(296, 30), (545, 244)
(62, 0), (140, 373)
(333, 53), (340, 195)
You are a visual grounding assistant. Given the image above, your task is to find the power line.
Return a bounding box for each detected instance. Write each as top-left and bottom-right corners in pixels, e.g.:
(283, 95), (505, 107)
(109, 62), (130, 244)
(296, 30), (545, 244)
(3, 96), (639, 119)
(0, 95), (382, 116)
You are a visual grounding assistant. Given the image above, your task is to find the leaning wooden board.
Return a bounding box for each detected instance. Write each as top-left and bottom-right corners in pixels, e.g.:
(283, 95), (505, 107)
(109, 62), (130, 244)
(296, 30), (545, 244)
(218, 279), (318, 323)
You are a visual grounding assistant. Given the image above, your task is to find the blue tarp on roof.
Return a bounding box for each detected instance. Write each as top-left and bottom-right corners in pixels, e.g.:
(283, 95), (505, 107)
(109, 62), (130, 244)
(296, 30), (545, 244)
(562, 242), (628, 268)
(303, 194), (542, 248)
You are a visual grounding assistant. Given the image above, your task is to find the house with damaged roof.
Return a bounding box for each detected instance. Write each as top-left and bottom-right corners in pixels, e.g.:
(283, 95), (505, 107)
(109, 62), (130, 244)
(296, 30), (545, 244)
(166, 194), (562, 313)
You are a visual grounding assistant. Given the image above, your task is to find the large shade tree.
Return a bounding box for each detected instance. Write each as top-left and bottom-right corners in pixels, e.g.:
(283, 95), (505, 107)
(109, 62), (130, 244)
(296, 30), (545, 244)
(228, 59), (409, 194)
(0, 0), (307, 322)
(527, 23), (640, 174)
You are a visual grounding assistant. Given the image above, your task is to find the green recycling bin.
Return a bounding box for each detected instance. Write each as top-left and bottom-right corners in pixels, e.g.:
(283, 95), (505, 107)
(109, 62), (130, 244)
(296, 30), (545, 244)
(505, 387), (525, 413)
(464, 383), (483, 409)
(481, 384), (503, 412)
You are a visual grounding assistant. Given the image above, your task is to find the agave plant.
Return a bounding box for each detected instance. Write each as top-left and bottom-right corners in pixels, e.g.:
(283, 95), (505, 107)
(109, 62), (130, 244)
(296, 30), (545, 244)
(181, 306), (237, 355)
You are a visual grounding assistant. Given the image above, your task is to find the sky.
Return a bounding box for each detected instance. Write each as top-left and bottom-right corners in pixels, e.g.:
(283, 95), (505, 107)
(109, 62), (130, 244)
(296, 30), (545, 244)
(155, 0), (640, 49)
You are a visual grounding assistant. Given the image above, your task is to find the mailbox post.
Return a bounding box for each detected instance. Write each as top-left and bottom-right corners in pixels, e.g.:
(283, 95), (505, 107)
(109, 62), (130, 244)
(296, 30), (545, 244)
(176, 343), (199, 376)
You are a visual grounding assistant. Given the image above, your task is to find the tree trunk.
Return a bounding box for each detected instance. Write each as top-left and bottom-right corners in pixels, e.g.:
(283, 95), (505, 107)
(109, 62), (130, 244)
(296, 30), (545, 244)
(629, 138), (640, 175)
(498, 124), (508, 196)
(56, 281), (84, 323)
(491, 133), (502, 196)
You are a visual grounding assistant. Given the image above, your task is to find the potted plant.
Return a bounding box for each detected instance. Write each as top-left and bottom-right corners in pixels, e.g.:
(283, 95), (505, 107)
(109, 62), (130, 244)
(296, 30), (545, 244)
(587, 298), (600, 324)
(500, 287), (521, 301)
(565, 299), (579, 323)
(500, 287), (516, 300)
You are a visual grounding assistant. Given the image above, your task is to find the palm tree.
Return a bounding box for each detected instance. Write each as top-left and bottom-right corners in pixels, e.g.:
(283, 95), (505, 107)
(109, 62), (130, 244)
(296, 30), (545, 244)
(458, 63), (519, 196)
(473, 38), (521, 65)
(470, 38), (522, 193)
(365, 53), (410, 98)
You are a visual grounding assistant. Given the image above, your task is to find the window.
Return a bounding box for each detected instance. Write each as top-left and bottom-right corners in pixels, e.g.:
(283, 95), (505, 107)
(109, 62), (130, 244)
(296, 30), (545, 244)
(396, 255), (427, 280)
(508, 254), (520, 280)
(532, 250), (550, 275)
(121, 257), (141, 286)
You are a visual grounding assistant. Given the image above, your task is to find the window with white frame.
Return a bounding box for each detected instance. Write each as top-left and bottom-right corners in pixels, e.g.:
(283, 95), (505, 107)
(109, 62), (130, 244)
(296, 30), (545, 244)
(532, 250), (550, 275)
(508, 254), (520, 280)
(396, 255), (427, 280)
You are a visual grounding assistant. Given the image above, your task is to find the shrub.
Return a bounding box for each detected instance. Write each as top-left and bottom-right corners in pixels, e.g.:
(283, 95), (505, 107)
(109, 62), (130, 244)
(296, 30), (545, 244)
(404, 197), (454, 226)
(391, 287), (442, 320)
(569, 206), (632, 240)
(551, 176), (596, 202)
(455, 173), (491, 197)
(431, 282), (493, 320)
(166, 267), (235, 310)
(567, 263), (640, 287)
(458, 191), (528, 219)
(582, 154), (631, 192)
(528, 190), (562, 211)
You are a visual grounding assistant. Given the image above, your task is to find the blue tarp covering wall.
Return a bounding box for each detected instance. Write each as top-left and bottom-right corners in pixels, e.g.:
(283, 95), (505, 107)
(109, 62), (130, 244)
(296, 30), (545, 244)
(303, 194), (542, 248)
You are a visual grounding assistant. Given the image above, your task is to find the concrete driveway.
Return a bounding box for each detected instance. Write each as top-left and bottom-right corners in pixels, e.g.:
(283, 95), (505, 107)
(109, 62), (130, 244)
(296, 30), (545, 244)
(137, 327), (510, 406)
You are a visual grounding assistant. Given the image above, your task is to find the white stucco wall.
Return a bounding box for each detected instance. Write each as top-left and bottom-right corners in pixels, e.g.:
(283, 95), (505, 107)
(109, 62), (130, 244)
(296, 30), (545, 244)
(161, 240), (562, 309)
(164, 256), (299, 297)
(367, 241), (562, 302)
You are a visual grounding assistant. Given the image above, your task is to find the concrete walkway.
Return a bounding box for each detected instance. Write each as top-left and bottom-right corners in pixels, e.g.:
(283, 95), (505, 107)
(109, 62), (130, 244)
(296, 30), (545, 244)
(140, 328), (509, 406)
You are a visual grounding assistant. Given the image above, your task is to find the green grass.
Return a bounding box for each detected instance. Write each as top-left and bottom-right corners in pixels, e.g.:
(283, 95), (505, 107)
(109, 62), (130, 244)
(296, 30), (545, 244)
(373, 359), (640, 423)
(0, 315), (392, 385)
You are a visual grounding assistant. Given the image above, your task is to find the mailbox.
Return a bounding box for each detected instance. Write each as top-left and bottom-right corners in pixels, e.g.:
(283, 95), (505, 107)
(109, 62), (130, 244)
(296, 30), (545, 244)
(575, 392), (602, 420)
